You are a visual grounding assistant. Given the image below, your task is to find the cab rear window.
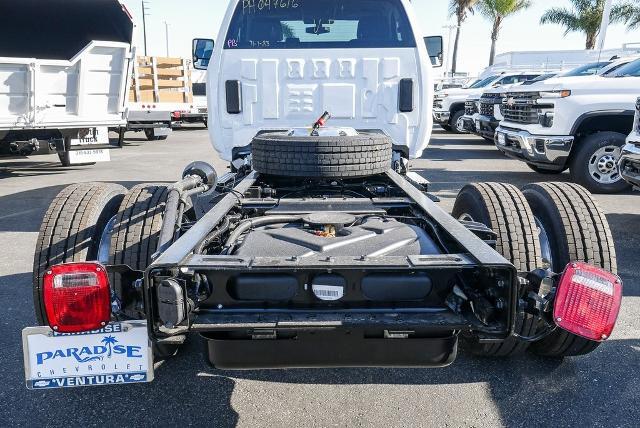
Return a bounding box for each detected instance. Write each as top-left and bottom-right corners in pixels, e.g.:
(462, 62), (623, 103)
(224, 0), (416, 49)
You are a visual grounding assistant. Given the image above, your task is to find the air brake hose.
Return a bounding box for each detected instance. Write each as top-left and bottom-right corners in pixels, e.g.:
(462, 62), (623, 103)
(222, 215), (305, 255)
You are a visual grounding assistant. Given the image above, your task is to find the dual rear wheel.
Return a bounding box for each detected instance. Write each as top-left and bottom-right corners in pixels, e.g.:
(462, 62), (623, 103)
(453, 181), (616, 358)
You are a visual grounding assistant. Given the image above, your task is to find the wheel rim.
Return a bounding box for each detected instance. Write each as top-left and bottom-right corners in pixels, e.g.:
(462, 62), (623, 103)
(458, 213), (475, 222)
(534, 217), (553, 269)
(455, 117), (466, 133)
(587, 145), (622, 184)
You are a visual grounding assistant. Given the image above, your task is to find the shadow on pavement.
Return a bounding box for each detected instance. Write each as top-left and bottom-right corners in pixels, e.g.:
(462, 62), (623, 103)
(0, 183), (151, 232)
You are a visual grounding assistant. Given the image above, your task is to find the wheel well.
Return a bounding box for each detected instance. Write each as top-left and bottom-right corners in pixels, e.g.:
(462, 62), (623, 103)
(573, 112), (634, 138)
(449, 102), (465, 114)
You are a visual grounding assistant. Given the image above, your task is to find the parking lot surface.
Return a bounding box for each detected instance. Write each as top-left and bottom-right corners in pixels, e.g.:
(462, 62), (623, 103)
(1, 128), (638, 427)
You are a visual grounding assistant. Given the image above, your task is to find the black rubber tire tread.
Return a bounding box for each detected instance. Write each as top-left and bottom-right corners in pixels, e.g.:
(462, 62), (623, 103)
(32, 183), (127, 324)
(523, 182), (617, 357)
(109, 184), (169, 299)
(569, 132), (630, 194)
(452, 182), (542, 357)
(251, 133), (392, 178)
(449, 110), (466, 134)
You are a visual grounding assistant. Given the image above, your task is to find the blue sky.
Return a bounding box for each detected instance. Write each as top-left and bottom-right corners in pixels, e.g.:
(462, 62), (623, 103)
(122, 0), (640, 74)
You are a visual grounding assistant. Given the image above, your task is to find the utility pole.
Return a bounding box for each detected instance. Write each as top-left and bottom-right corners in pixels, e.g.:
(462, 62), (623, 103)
(442, 24), (459, 77)
(141, 0), (151, 56)
(597, 0), (613, 55)
(164, 21), (170, 57)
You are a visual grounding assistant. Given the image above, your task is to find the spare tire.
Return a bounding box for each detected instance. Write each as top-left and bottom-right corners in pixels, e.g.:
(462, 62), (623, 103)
(251, 133), (392, 178)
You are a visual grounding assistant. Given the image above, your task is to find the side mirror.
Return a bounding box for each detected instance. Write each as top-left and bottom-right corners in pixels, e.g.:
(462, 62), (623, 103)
(424, 36), (443, 68)
(192, 38), (214, 71)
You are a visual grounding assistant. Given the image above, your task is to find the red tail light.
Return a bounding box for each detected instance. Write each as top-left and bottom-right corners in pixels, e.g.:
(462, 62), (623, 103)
(43, 263), (111, 333)
(554, 262), (622, 342)
(171, 111), (182, 119)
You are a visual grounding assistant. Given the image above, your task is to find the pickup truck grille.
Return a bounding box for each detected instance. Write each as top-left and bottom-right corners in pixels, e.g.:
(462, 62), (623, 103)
(501, 92), (541, 125)
(465, 100), (479, 115)
(480, 93), (502, 117)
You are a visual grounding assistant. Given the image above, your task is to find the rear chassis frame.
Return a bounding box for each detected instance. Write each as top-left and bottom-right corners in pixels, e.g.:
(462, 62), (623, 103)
(140, 170), (519, 369)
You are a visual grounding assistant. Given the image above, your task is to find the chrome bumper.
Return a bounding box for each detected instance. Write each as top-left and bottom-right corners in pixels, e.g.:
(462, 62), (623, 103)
(495, 126), (573, 168)
(619, 142), (640, 187)
(433, 110), (450, 124)
(475, 115), (499, 140)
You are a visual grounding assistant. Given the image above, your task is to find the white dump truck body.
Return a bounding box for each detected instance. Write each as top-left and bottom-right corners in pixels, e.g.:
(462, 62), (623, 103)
(0, 0), (134, 163)
(0, 0), (133, 133)
(206, 0), (434, 161)
(0, 42), (131, 131)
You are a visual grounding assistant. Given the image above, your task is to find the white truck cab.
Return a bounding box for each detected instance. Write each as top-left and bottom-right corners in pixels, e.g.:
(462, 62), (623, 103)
(434, 72), (541, 134)
(495, 59), (640, 193)
(193, 0), (442, 162)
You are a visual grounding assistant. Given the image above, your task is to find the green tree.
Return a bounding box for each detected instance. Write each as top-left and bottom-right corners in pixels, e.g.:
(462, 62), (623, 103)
(478, 0), (532, 66)
(617, 1), (640, 29)
(540, 0), (632, 50)
(449, 0), (478, 73)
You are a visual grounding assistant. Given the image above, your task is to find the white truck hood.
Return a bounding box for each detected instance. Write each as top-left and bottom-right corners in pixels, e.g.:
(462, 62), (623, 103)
(208, 0), (433, 161)
(507, 75), (606, 93)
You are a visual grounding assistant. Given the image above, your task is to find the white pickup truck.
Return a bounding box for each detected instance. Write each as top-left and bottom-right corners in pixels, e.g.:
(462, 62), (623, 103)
(433, 72), (541, 133)
(619, 97), (640, 189)
(0, 0), (134, 166)
(495, 58), (640, 193)
(24, 0), (623, 390)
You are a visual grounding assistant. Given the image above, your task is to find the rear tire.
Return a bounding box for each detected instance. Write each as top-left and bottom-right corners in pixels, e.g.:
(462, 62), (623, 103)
(145, 129), (168, 141)
(109, 184), (169, 302)
(109, 184), (178, 359)
(452, 183), (542, 357)
(251, 133), (392, 179)
(523, 182), (616, 357)
(32, 183), (126, 324)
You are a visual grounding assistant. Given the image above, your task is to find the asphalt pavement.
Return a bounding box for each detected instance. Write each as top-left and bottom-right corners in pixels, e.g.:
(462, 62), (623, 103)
(0, 127), (638, 427)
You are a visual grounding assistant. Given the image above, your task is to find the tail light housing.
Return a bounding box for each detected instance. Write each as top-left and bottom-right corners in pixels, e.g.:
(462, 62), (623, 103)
(43, 263), (111, 333)
(171, 111), (182, 120)
(554, 262), (622, 341)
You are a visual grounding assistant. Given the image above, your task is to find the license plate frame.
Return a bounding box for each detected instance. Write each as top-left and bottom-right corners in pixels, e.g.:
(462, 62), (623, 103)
(22, 321), (153, 389)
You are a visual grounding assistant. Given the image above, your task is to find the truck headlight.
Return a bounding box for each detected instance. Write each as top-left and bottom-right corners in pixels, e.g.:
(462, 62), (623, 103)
(539, 90), (571, 99)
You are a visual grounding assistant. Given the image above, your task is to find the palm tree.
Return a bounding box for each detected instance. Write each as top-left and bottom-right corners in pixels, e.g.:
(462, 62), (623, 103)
(101, 336), (118, 358)
(617, 1), (640, 29)
(478, 0), (532, 66)
(449, 0), (478, 73)
(540, 0), (631, 50)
